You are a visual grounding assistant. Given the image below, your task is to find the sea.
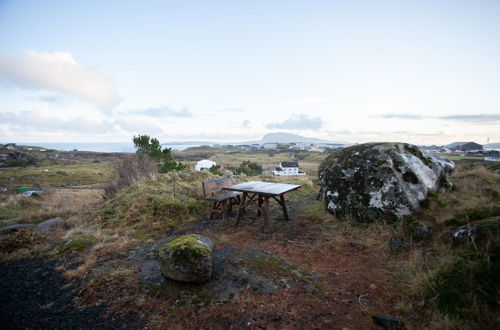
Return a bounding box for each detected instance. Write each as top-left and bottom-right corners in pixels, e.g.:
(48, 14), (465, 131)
(20, 142), (202, 153)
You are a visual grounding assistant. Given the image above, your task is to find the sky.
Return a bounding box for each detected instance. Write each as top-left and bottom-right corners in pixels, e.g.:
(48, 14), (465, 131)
(0, 0), (499, 145)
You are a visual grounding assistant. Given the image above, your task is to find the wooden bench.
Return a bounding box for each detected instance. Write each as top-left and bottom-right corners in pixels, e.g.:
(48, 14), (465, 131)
(202, 176), (241, 221)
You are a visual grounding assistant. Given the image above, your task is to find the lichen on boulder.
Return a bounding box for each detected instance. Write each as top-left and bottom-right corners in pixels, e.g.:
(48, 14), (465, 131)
(319, 142), (454, 222)
(158, 234), (214, 283)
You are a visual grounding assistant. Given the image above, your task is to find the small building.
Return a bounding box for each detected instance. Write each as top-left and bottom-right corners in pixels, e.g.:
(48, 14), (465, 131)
(262, 143), (278, 150)
(195, 159), (216, 171)
(5, 143), (16, 150)
(485, 156), (500, 162)
(272, 161), (306, 176)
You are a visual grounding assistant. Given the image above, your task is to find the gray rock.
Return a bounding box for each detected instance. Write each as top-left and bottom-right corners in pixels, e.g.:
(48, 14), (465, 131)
(389, 238), (410, 252)
(34, 217), (64, 233)
(415, 222), (431, 240)
(0, 218), (19, 225)
(319, 143), (454, 222)
(0, 224), (34, 234)
(158, 234), (214, 283)
(451, 218), (499, 244)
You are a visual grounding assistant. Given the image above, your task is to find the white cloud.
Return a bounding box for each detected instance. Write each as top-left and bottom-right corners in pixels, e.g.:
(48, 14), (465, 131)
(0, 111), (115, 134)
(267, 114), (324, 130)
(280, 97), (326, 105)
(0, 51), (119, 112)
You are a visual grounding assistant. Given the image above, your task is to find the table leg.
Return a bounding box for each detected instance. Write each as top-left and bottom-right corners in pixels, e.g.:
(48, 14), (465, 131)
(262, 196), (270, 228)
(279, 194), (289, 221)
(257, 196), (263, 216)
(235, 192), (247, 225)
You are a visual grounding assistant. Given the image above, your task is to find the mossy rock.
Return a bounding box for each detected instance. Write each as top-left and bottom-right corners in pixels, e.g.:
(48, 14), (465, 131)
(57, 237), (97, 253)
(158, 234), (214, 283)
(318, 142), (455, 222)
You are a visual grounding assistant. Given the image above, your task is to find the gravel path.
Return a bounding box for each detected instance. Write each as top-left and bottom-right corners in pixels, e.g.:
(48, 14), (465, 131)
(0, 258), (142, 330)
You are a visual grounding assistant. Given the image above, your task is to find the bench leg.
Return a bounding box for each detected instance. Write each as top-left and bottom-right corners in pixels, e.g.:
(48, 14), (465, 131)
(210, 201), (218, 220)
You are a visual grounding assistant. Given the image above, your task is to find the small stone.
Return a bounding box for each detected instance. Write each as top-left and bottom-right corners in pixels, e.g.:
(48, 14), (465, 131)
(389, 238), (410, 253)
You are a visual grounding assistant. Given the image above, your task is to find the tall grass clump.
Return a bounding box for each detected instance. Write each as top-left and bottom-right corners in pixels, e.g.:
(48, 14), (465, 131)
(98, 171), (216, 235)
(104, 154), (158, 199)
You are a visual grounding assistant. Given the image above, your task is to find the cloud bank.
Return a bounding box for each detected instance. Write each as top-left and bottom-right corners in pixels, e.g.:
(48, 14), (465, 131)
(0, 51), (119, 112)
(267, 114), (324, 130)
(128, 106), (192, 118)
(378, 113), (500, 123)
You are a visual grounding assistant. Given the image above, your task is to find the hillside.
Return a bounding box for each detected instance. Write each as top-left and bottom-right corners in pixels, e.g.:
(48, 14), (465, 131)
(0, 149), (499, 329)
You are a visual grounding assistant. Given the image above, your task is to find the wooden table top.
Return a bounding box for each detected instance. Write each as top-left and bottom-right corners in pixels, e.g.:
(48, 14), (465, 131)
(223, 181), (301, 196)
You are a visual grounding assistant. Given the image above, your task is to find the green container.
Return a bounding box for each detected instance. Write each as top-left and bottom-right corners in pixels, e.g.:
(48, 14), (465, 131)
(18, 187), (30, 192)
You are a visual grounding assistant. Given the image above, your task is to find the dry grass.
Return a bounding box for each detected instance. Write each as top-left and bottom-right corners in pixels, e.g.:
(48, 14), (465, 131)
(1, 154), (499, 329)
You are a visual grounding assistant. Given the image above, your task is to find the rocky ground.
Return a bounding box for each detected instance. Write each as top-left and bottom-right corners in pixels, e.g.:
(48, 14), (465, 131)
(0, 258), (143, 330)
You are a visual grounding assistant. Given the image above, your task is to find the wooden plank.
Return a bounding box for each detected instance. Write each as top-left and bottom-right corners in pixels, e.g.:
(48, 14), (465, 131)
(206, 191), (241, 202)
(224, 181), (301, 196)
(202, 176), (236, 196)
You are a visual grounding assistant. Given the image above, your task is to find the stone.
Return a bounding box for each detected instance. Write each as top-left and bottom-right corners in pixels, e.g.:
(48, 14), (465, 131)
(0, 224), (34, 234)
(158, 234), (214, 283)
(451, 217), (499, 245)
(414, 222), (431, 240)
(34, 217), (64, 233)
(319, 143), (454, 222)
(389, 238), (410, 253)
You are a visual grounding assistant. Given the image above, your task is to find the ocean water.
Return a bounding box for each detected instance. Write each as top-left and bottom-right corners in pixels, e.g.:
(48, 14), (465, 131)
(22, 142), (201, 153)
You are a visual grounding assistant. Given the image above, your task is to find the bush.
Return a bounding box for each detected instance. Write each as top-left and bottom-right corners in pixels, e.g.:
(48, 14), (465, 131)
(234, 161), (262, 176)
(104, 154), (158, 199)
(133, 134), (187, 173)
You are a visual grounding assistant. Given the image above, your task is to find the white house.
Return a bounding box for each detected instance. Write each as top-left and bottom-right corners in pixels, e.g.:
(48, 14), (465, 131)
(273, 161), (306, 176)
(262, 143), (278, 150)
(195, 159), (216, 171)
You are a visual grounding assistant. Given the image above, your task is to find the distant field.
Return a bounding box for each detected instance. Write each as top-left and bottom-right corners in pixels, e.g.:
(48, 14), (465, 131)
(174, 147), (328, 177)
(0, 158), (115, 187)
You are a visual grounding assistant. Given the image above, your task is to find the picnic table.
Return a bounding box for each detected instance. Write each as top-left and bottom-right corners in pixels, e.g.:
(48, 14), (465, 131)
(223, 181), (301, 227)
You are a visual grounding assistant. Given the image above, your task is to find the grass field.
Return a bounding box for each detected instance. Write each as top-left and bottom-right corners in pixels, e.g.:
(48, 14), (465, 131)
(0, 158), (115, 187)
(1, 146), (499, 329)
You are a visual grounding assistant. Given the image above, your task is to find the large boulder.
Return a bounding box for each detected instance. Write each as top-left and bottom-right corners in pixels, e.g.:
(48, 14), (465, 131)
(319, 143), (454, 222)
(158, 234), (214, 283)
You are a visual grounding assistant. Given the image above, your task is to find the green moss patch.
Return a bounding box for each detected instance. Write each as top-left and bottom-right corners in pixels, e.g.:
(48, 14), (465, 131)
(57, 237), (97, 253)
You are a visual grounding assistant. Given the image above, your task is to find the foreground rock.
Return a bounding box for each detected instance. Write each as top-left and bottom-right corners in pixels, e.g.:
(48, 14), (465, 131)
(451, 217), (499, 245)
(158, 234), (214, 283)
(0, 224), (34, 234)
(319, 142), (454, 222)
(34, 217), (64, 233)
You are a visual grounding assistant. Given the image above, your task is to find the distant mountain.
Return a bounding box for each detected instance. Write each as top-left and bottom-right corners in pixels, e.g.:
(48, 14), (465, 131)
(165, 132), (350, 146)
(485, 142), (500, 149)
(259, 132), (348, 145)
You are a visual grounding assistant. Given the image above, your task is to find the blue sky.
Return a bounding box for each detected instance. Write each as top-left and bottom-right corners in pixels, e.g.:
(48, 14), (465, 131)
(1, 0), (499, 144)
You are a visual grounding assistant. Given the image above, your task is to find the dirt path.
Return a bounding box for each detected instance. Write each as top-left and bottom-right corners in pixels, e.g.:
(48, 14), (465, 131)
(0, 258), (142, 330)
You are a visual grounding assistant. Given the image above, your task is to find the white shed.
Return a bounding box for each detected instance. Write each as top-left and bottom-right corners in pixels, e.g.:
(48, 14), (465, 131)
(195, 159), (216, 171)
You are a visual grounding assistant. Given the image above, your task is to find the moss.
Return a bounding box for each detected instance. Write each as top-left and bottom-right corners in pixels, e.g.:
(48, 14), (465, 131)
(160, 234), (211, 256)
(248, 255), (289, 279)
(57, 237), (97, 253)
(444, 204), (500, 227)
